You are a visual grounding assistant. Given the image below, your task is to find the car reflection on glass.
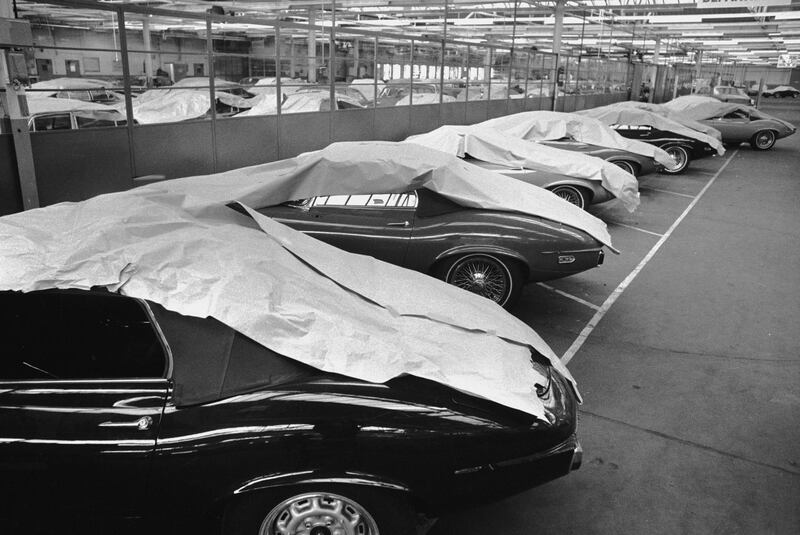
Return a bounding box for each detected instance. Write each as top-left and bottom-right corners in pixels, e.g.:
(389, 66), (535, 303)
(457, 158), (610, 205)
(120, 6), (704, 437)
(258, 189), (604, 308)
(0, 288), (581, 535)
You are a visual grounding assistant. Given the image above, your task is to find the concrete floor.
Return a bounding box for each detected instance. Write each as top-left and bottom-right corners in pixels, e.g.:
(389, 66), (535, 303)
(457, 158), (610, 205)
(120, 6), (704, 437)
(431, 102), (800, 535)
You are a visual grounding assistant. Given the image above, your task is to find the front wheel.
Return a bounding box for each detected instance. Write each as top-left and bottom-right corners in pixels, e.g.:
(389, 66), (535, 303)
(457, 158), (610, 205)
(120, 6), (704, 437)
(225, 488), (415, 535)
(441, 253), (523, 308)
(611, 160), (638, 176)
(549, 185), (588, 209)
(750, 129), (776, 150)
(660, 145), (691, 174)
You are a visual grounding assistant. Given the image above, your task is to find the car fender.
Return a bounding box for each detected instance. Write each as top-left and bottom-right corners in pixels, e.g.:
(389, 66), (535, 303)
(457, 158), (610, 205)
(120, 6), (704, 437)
(433, 245), (529, 271)
(231, 469), (412, 497)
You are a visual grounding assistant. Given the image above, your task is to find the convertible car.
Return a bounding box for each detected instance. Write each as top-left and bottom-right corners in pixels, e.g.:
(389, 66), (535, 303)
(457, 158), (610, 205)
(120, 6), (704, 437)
(259, 189), (605, 308)
(1, 145), (584, 533)
(0, 287), (580, 535)
(661, 96), (796, 151)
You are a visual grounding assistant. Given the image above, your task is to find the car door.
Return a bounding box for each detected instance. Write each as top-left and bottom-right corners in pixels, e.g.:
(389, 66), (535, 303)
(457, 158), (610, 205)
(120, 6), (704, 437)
(0, 290), (169, 526)
(708, 110), (752, 142)
(261, 192), (417, 266)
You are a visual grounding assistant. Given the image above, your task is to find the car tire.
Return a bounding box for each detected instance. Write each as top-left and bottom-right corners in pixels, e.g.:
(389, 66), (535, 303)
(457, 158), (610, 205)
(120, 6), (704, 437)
(439, 253), (523, 308)
(224, 486), (414, 535)
(750, 130), (776, 151)
(611, 160), (638, 176)
(660, 145), (691, 174)
(548, 185), (588, 209)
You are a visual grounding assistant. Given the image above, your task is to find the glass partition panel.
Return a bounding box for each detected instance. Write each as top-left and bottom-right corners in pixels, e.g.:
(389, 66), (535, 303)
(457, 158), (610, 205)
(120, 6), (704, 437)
(489, 47), (511, 100)
(463, 45), (490, 101)
(376, 38), (412, 107)
(563, 55), (579, 95)
(510, 49), (529, 100)
(442, 44), (468, 100)
(332, 33), (375, 110)
(279, 26), (328, 114)
(411, 41), (442, 105)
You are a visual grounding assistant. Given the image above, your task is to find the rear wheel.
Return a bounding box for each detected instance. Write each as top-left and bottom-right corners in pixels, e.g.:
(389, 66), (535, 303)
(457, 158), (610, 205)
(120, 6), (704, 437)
(660, 145), (691, 174)
(611, 160), (638, 176)
(225, 487), (414, 535)
(549, 185), (587, 209)
(441, 253), (523, 308)
(750, 129), (776, 151)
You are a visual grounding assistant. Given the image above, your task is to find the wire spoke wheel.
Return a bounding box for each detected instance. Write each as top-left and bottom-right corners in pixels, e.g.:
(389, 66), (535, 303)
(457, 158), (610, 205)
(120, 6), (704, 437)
(446, 254), (512, 305)
(752, 130), (776, 150)
(260, 493), (379, 535)
(662, 146), (689, 174)
(612, 160), (637, 176)
(549, 185), (586, 209)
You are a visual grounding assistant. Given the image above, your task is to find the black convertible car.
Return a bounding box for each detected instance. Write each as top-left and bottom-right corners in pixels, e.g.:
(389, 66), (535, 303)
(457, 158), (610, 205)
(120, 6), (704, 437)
(0, 288), (581, 535)
(259, 189), (605, 308)
(610, 123), (718, 174)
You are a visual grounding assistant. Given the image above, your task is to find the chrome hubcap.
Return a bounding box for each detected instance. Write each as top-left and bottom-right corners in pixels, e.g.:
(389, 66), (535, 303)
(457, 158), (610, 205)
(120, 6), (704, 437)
(261, 494), (378, 535)
(667, 148), (686, 170)
(449, 259), (508, 302)
(757, 132), (774, 148)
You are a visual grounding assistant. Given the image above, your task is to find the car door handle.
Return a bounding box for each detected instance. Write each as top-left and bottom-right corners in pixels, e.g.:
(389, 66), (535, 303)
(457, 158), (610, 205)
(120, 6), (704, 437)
(386, 221), (409, 227)
(99, 416), (153, 431)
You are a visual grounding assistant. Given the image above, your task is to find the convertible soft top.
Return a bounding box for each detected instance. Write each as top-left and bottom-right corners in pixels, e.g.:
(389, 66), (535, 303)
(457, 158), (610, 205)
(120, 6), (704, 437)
(577, 104), (726, 155)
(405, 124), (640, 212)
(478, 110), (675, 168)
(1, 142), (597, 419)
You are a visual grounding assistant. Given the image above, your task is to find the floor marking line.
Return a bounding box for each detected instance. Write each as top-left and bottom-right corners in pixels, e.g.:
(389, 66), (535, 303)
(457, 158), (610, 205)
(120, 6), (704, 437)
(536, 283), (601, 311)
(640, 186), (696, 199)
(613, 222), (664, 237)
(561, 150), (739, 365)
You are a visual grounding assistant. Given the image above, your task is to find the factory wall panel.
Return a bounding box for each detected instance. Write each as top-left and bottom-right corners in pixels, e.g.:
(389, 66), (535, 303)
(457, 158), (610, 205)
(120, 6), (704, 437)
(0, 135), (22, 216)
(465, 101), (489, 124)
(507, 99), (526, 115)
(332, 109), (376, 142)
(133, 122), (214, 179)
(215, 116), (279, 172)
(374, 107), (411, 141)
(440, 102), (468, 125)
(524, 97), (546, 111)
(408, 105), (442, 136)
(30, 128), (133, 207)
(279, 112), (332, 159)
(487, 100), (509, 119)
(575, 95), (587, 111)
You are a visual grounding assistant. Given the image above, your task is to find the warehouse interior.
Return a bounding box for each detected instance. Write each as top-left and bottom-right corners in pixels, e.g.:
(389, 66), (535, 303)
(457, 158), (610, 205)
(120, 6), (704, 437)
(0, 1), (798, 535)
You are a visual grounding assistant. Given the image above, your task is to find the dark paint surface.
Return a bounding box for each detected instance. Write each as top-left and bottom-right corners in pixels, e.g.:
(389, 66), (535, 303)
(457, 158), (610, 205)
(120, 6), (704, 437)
(539, 140), (659, 176)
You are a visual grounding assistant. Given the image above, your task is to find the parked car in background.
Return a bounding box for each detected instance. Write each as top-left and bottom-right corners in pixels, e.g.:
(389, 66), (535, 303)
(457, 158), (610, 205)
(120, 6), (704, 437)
(611, 123), (718, 174)
(699, 107), (796, 150)
(761, 85), (799, 98)
(237, 89), (364, 116)
(26, 98), (129, 131)
(27, 77), (123, 104)
(538, 140), (659, 177)
(259, 189), (605, 307)
(712, 86), (754, 106)
(376, 79), (440, 106)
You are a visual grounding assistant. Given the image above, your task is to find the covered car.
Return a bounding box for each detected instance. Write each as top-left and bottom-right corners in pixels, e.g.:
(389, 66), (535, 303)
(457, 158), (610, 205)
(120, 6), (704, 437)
(712, 86), (754, 106)
(578, 104), (725, 174)
(25, 97), (128, 131)
(0, 142), (583, 533)
(27, 77), (123, 103)
(662, 96), (796, 150)
(479, 110), (674, 176)
(237, 90), (364, 116)
(405, 124), (640, 212)
(761, 85), (800, 98)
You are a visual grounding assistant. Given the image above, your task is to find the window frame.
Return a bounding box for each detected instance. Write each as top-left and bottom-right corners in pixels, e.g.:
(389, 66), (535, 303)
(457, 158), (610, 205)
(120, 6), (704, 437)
(0, 291), (174, 384)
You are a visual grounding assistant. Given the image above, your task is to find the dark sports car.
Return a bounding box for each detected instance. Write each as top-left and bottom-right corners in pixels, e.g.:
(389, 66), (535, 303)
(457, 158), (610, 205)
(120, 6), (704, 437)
(259, 189), (605, 308)
(0, 287), (581, 535)
(538, 139), (659, 177)
(610, 123), (718, 174)
(700, 107), (796, 150)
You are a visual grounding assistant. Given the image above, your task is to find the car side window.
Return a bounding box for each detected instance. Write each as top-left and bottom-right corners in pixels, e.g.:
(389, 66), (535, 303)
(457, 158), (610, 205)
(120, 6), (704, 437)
(32, 114), (72, 132)
(310, 192), (417, 209)
(0, 290), (167, 381)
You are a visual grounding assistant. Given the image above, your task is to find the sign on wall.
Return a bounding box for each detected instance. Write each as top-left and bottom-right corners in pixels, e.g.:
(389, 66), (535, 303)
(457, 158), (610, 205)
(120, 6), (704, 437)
(696, 0), (791, 8)
(777, 54), (797, 68)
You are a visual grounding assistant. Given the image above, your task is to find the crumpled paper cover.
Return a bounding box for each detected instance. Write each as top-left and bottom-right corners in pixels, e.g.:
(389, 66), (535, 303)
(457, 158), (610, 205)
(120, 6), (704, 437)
(27, 97), (127, 123)
(0, 142), (589, 418)
(612, 100), (724, 139)
(577, 104), (725, 155)
(480, 110), (675, 168)
(406, 124), (640, 213)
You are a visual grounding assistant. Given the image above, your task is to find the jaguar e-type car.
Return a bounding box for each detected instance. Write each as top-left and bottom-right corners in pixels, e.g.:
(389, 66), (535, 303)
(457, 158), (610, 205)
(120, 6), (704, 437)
(0, 145), (584, 534)
(578, 105), (725, 174)
(661, 96), (796, 150)
(404, 124), (640, 213)
(478, 111), (674, 177)
(761, 85), (800, 99)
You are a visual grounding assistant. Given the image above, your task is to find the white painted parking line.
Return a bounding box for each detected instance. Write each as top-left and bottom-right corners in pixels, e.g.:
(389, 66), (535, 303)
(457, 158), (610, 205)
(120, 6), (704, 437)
(561, 150), (739, 365)
(613, 222), (665, 237)
(536, 283), (601, 311)
(639, 186), (696, 199)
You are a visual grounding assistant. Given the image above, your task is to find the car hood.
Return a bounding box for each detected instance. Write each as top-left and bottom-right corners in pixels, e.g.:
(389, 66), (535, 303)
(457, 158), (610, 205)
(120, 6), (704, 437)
(405, 125), (640, 212)
(478, 110), (674, 168)
(577, 104), (725, 155)
(0, 142), (587, 420)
